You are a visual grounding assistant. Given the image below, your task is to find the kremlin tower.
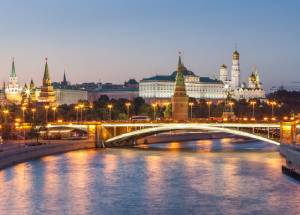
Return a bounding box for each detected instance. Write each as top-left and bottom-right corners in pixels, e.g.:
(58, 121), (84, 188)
(171, 54), (189, 121)
(38, 58), (56, 104)
(5, 58), (22, 104)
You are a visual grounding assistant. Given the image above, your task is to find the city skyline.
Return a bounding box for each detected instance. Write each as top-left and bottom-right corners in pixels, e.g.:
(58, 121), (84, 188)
(0, 0), (299, 90)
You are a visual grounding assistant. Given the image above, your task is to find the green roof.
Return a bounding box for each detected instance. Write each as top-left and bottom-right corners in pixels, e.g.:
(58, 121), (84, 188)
(10, 59), (16, 77)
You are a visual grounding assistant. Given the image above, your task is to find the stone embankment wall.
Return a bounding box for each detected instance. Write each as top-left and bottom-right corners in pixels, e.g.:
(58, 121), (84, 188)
(0, 140), (95, 170)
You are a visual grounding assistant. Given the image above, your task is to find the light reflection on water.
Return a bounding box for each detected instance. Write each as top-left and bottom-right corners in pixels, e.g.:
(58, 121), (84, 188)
(0, 139), (300, 214)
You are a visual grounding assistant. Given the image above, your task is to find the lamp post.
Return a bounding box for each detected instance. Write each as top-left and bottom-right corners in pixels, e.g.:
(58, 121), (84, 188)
(206, 101), (212, 119)
(21, 106), (26, 123)
(268, 101), (277, 118)
(44, 105), (49, 123)
(249, 101), (257, 119)
(31, 108), (36, 124)
(3, 109), (9, 124)
(189, 102), (194, 120)
(52, 107), (57, 122)
(228, 101), (234, 113)
(125, 102), (131, 120)
(151, 103), (157, 120)
(107, 104), (113, 120)
(75, 105), (79, 122)
(79, 104), (84, 121)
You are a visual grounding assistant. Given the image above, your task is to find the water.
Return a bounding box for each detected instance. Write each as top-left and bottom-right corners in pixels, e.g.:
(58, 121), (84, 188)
(0, 139), (300, 215)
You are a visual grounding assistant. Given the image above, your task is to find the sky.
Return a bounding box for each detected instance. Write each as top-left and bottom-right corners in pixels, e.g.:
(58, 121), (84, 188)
(0, 0), (299, 91)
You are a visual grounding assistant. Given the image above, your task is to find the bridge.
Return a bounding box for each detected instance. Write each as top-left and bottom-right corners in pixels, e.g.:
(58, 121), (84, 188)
(45, 121), (297, 147)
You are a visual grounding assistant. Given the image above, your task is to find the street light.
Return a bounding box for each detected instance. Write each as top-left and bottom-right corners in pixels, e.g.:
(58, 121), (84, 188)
(52, 106), (57, 122)
(228, 101), (234, 113)
(151, 103), (157, 120)
(75, 105), (79, 121)
(3, 109), (9, 124)
(107, 104), (113, 120)
(206, 101), (212, 119)
(189, 102), (194, 120)
(44, 105), (49, 123)
(249, 101), (257, 118)
(78, 104), (84, 121)
(125, 102), (131, 120)
(268, 101), (277, 118)
(21, 106), (26, 123)
(31, 108), (36, 123)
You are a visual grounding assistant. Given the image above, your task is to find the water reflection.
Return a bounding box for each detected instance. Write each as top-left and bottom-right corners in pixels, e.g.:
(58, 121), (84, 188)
(0, 139), (300, 214)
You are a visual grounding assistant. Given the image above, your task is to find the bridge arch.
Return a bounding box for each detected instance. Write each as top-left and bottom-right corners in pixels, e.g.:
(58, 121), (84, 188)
(105, 124), (280, 146)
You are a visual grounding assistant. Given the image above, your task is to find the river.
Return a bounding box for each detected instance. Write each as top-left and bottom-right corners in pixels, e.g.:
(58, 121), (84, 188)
(0, 138), (300, 215)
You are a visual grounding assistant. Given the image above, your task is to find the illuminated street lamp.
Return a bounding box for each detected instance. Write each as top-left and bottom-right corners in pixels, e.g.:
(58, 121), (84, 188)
(188, 102), (194, 120)
(44, 105), (49, 123)
(151, 103), (157, 120)
(249, 101), (257, 118)
(228, 101), (234, 113)
(21, 106), (26, 123)
(107, 104), (113, 120)
(78, 104), (84, 121)
(52, 106), (57, 122)
(206, 101), (212, 119)
(3, 109), (9, 124)
(31, 108), (36, 123)
(125, 102), (131, 120)
(268, 101), (277, 118)
(75, 105), (79, 121)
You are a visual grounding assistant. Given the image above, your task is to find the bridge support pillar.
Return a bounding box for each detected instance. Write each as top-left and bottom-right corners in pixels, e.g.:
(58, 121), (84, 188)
(95, 125), (105, 148)
(280, 121), (296, 144)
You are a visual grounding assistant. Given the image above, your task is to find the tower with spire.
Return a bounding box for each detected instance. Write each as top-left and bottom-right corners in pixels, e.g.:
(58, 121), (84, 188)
(231, 48), (241, 89)
(5, 58), (22, 104)
(38, 58), (56, 104)
(61, 70), (69, 87)
(171, 53), (189, 121)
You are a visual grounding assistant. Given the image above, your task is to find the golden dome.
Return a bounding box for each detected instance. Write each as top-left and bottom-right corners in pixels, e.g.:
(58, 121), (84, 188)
(220, 64), (227, 69)
(232, 50), (240, 59)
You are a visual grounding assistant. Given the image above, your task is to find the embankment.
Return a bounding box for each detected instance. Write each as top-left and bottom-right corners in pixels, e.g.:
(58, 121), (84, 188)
(0, 140), (95, 170)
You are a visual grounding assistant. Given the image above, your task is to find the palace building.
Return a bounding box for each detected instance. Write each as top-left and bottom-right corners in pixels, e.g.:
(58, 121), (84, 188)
(139, 50), (266, 101)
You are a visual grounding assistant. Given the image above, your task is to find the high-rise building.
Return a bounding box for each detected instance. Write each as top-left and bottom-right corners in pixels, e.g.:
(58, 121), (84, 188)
(38, 58), (56, 104)
(5, 58), (22, 104)
(231, 49), (241, 89)
(171, 54), (189, 121)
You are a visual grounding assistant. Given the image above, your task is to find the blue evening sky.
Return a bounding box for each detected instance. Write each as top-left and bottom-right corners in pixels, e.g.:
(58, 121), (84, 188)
(0, 0), (299, 91)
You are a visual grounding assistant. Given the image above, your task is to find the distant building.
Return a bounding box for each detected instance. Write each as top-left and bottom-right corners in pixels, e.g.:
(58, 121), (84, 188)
(88, 81), (139, 102)
(5, 59), (22, 104)
(55, 89), (88, 105)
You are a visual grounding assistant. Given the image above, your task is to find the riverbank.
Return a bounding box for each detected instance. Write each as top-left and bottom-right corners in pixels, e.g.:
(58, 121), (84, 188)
(0, 139), (95, 170)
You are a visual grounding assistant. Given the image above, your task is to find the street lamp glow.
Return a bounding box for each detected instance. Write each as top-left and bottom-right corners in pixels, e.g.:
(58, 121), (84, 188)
(125, 102), (131, 120)
(107, 104), (113, 120)
(44, 105), (49, 123)
(52, 107), (57, 122)
(151, 103), (157, 120)
(206, 101), (212, 119)
(189, 102), (194, 120)
(31, 108), (36, 123)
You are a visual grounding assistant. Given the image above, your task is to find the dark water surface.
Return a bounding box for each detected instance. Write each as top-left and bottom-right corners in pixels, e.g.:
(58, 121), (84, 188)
(0, 139), (300, 215)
